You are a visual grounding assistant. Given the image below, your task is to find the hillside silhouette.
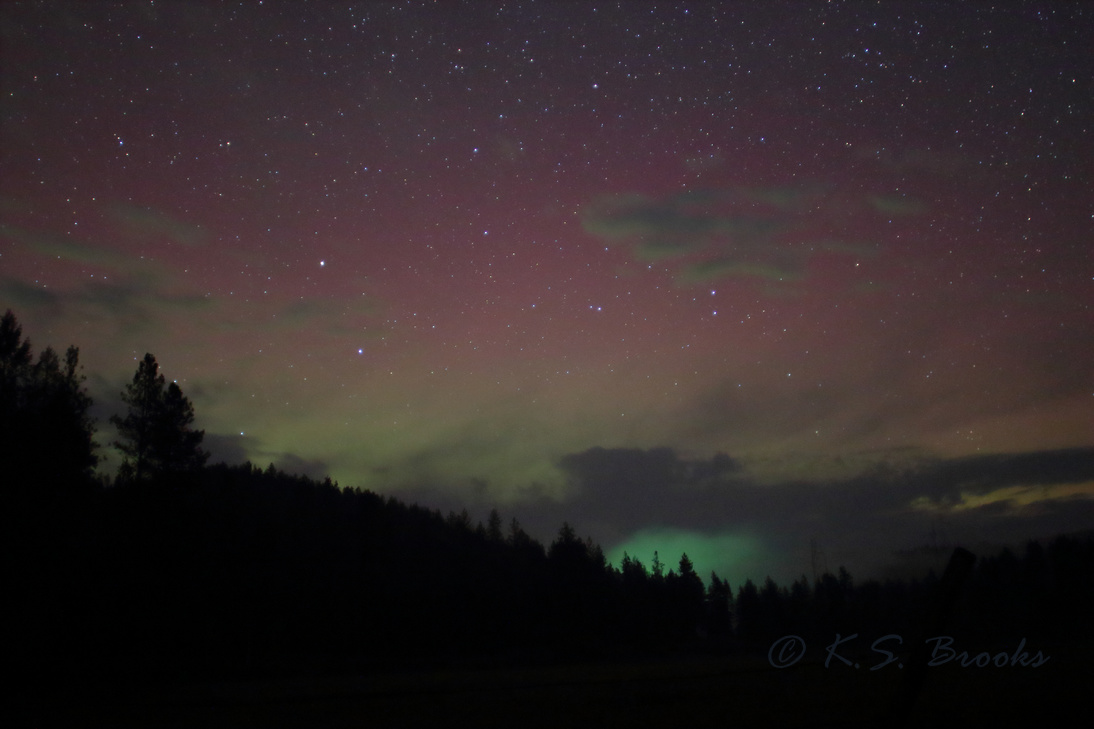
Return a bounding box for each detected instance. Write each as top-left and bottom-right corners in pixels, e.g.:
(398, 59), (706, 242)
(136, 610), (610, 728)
(4, 310), (1092, 715)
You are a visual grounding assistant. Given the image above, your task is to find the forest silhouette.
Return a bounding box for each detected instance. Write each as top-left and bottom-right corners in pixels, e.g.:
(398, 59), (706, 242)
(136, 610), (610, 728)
(4, 309), (1092, 694)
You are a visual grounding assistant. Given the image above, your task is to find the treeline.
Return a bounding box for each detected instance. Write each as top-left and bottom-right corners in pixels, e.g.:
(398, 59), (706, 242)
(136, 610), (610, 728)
(9, 460), (731, 683)
(4, 309), (1093, 686)
(730, 537), (1094, 648)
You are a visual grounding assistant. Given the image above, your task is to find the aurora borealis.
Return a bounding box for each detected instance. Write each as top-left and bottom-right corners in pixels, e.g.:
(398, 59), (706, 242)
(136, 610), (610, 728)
(2, 2), (1092, 585)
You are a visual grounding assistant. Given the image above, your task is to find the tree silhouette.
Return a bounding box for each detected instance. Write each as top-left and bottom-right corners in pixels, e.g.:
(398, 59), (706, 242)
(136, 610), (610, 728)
(1, 310), (98, 492)
(735, 578), (760, 640)
(547, 521), (587, 566)
(486, 508), (504, 542)
(705, 572), (733, 636)
(111, 353), (207, 482)
(650, 550), (665, 582)
(0, 309), (32, 382)
(671, 553), (706, 632)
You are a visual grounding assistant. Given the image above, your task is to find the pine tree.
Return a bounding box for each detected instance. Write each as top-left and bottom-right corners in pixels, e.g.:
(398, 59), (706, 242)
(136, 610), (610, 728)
(486, 508), (504, 542)
(676, 553), (705, 603)
(32, 345), (99, 485)
(705, 572), (733, 636)
(651, 550), (665, 582)
(735, 579), (760, 640)
(159, 380), (206, 472)
(1, 310), (98, 492)
(111, 353), (207, 481)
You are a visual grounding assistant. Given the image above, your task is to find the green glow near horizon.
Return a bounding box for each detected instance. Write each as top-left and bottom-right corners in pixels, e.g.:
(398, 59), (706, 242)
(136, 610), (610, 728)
(607, 527), (768, 589)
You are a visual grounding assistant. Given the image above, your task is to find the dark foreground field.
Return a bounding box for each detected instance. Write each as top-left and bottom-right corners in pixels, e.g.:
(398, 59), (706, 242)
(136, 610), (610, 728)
(18, 641), (1083, 729)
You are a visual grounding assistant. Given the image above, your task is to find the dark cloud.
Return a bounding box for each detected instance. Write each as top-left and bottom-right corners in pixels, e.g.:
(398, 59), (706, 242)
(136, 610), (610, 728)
(274, 452), (334, 482)
(203, 432), (250, 466)
(546, 445), (1094, 580)
(0, 252), (210, 334)
(398, 443), (1093, 536)
(5, 254), (383, 350)
(0, 276), (61, 310)
(77, 278), (212, 320)
(1, 222), (132, 267)
(110, 203), (209, 248)
(884, 448), (1094, 502)
(386, 444), (1092, 585)
(559, 446), (740, 503)
(198, 427), (332, 483)
(581, 186), (898, 287)
(581, 190), (787, 263)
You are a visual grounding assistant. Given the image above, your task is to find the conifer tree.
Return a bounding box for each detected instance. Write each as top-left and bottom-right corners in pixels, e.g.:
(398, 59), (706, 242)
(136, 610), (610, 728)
(1, 310), (98, 491)
(486, 508), (504, 542)
(112, 353), (207, 481)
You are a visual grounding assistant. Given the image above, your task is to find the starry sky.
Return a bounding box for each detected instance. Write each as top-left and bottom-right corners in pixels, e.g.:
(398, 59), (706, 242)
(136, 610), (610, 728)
(3, 2), (1092, 585)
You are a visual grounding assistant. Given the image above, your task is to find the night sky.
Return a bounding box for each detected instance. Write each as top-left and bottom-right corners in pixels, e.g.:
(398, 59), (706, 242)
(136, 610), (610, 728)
(3, 2), (1092, 585)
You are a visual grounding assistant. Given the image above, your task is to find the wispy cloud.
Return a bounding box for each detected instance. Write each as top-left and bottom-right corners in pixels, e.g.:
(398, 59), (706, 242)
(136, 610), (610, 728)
(110, 203), (210, 248)
(582, 185), (912, 287)
(1, 222), (132, 267)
